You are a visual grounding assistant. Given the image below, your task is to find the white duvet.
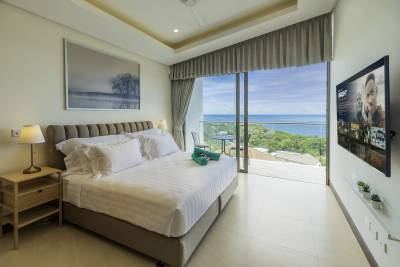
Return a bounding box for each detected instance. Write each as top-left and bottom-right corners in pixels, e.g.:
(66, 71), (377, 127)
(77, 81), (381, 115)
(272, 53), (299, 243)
(63, 151), (237, 237)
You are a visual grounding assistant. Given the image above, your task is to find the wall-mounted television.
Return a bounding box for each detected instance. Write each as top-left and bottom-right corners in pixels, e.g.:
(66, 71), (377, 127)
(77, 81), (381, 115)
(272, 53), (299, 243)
(336, 56), (391, 177)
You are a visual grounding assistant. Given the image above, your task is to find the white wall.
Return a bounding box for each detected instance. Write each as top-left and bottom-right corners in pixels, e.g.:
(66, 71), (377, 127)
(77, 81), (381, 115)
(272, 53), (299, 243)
(0, 2), (171, 173)
(184, 79), (204, 152)
(330, 1), (400, 266)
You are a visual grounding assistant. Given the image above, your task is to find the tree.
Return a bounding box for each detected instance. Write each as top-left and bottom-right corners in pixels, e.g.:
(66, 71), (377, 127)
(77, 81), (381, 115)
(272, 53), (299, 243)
(203, 122), (326, 165)
(111, 73), (139, 97)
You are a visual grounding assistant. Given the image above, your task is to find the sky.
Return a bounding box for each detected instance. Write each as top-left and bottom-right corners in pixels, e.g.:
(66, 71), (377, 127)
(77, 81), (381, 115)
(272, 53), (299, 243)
(202, 62), (327, 115)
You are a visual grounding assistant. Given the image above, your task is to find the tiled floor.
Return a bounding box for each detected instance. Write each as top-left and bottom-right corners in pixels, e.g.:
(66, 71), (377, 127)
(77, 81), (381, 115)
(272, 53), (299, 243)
(0, 174), (370, 267)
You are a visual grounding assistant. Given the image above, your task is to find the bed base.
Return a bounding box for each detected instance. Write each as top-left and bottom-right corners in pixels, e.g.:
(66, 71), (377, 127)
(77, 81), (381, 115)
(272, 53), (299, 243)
(63, 175), (238, 267)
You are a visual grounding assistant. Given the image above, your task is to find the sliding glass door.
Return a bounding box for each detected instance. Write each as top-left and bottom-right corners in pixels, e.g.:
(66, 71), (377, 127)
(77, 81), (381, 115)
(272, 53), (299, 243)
(197, 63), (328, 183)
(197, 73), (248, 172)
(235, 72), (249, 173)
(245, 64), (328, 184)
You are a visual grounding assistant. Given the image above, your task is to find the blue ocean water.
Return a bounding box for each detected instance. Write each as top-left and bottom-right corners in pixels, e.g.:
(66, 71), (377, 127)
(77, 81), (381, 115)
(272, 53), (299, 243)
(204, 114), (326, 137)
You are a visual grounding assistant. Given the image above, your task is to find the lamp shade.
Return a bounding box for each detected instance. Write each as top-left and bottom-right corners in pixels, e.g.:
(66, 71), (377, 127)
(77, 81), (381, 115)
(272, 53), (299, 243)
(157, 119), (167, 130)
(19, 125), (45, 144)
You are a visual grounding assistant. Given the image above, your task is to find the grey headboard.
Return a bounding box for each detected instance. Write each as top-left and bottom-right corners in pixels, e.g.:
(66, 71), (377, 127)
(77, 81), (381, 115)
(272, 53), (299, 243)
(46, 121), (154, 169)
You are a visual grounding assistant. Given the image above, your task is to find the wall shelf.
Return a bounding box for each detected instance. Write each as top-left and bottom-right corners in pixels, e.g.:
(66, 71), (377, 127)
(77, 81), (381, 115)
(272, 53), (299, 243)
(350, 182), (400, 243)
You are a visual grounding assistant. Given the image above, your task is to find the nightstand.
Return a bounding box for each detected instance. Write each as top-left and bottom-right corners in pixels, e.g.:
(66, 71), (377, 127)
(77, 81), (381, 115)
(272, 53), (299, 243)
(0, 166), (62, 249)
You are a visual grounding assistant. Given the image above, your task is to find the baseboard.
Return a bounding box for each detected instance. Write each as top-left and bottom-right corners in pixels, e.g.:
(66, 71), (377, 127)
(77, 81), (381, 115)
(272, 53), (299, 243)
(330, 183), (379, 267)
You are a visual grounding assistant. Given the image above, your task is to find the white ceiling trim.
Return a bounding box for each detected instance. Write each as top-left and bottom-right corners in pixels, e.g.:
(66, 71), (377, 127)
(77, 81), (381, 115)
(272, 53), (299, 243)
(4, 0), (175, 64)
(3, 0), (334, 65)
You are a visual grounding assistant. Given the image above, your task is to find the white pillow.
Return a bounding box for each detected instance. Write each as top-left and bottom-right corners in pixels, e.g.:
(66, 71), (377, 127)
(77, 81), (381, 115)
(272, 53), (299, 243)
(101, 138), (144, 173)
(69, 139), (144, 177)
(125, 128), (162, 139)
(139, 133), (179, 159)
(64, 148), (91, 174)
(56, 134), (130, 156)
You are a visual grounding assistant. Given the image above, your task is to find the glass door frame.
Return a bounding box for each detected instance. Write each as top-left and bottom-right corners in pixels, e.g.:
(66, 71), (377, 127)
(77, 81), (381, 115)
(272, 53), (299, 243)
(232, 63), (329, 183)
(235, 72), (249, 173)
(236, 65), (329, 183)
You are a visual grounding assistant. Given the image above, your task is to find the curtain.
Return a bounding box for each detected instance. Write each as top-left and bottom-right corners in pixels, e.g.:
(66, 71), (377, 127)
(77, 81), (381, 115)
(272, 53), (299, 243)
(171, 78), (195, 150)
(170, 13), (332, 80)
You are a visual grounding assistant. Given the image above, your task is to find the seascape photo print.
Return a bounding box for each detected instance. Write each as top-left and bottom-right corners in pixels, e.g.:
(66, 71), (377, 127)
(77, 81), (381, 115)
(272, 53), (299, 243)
(65, 40), (140, 110)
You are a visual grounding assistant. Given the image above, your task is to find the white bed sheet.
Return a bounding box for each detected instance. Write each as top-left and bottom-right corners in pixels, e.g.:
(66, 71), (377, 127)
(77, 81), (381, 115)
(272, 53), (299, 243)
(63, 151), (237, 237)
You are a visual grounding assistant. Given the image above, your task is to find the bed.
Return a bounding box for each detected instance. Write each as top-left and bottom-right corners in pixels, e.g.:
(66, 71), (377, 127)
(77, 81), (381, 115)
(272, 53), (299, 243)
(46, 121), (238, 267)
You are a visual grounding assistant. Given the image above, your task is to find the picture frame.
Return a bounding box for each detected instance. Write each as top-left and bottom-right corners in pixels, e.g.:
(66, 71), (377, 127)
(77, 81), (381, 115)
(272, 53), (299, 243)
(64, 39), (140, 110)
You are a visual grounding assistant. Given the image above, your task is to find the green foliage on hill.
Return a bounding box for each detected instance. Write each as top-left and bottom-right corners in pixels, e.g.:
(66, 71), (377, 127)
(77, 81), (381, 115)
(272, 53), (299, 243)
(203, 122), (326, 165)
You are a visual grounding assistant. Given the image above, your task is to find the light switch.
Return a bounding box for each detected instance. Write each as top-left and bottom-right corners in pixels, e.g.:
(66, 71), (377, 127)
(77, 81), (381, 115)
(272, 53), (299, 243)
(11, 128), (20, 137)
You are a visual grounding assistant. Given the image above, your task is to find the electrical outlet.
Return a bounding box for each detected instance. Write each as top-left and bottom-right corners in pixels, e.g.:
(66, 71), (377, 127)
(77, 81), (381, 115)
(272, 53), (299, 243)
(11, 128), (20, 138)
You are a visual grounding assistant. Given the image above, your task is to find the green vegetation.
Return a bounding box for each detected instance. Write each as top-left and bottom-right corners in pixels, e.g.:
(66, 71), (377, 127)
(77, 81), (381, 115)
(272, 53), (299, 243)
(357, 181), (366, 187)
(371, 194), (381, 202)
(204, 122), (326, 165)
(362, 184), (370, 193)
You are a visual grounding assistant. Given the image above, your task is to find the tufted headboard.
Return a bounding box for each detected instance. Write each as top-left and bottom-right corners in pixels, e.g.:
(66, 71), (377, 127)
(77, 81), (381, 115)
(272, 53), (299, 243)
(46, 121), (154, 169)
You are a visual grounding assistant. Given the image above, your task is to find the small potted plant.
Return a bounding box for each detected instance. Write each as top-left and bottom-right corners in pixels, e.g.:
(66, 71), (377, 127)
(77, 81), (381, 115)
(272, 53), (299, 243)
(361, 184), (371, 199)
(357, 181), (365, 192)
(371, 194), (382, 209)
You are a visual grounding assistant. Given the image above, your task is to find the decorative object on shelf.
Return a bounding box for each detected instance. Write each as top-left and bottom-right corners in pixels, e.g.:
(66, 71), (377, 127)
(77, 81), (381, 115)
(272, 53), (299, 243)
(157, 119), (167, 133)
(357, 181), (366, 192)
(19, 125), (45, 174)
(371, 194), (383, 209)
(361, 183), (371, 199)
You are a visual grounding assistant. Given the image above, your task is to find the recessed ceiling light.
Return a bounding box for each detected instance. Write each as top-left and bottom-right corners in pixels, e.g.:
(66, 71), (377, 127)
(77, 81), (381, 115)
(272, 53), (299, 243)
(173, 29), (179, 33)
(180, 0), (196, 7)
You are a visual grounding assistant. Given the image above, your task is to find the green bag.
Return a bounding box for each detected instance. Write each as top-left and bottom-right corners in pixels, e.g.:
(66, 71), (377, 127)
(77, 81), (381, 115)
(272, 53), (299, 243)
(194, 147), (221, 161)
(192, 153), (208, 166)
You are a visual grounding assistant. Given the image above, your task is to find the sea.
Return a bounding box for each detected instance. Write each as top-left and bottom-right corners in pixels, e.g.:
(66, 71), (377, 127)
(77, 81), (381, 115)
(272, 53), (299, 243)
(203, 114), (326, 137)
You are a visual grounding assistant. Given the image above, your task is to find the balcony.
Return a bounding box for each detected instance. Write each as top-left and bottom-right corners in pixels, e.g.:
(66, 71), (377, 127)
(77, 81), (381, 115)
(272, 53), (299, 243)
(196, 120), (327, 185)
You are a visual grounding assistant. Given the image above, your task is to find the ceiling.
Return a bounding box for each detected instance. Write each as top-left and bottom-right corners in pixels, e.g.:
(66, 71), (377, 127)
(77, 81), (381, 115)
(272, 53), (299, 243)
(4, 0), (335, 65)
(86, 0), (297, 49)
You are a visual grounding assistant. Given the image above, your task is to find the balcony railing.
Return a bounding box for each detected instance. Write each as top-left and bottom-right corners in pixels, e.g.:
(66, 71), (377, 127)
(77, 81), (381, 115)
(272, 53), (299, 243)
(199, 120), (327, 166)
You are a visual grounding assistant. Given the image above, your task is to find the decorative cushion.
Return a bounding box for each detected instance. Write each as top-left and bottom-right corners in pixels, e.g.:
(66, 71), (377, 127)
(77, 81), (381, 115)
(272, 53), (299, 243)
(77, 139), (144, 176)
(55, 134), (130, 156)
(139, 132), (179, 159)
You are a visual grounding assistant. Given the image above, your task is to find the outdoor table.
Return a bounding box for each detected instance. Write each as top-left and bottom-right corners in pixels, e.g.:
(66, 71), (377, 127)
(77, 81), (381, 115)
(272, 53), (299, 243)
(213, 134), (235, 153)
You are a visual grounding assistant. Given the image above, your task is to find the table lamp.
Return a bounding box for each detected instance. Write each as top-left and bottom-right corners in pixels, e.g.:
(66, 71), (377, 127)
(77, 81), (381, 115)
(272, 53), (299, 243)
(19, 125), (45, 174)
(157, 119), (167, 133)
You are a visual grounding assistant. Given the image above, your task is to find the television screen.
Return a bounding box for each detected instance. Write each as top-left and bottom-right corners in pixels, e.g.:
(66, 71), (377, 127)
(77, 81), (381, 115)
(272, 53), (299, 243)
(336, 56), (391, 176)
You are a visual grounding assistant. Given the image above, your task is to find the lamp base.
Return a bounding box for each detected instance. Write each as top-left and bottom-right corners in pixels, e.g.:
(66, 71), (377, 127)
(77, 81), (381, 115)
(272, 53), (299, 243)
(23, 165), (41, 174)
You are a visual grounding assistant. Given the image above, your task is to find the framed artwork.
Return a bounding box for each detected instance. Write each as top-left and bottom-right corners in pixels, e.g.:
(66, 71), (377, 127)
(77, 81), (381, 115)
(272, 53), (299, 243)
(64, 40), (140, 110)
